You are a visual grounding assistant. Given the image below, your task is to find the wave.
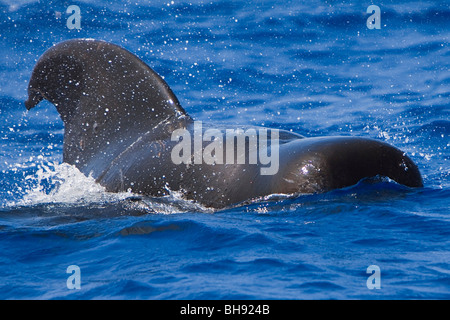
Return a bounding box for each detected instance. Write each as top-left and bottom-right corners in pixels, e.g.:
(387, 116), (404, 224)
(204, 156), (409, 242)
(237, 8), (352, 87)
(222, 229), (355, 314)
(3, 156), (212, 215)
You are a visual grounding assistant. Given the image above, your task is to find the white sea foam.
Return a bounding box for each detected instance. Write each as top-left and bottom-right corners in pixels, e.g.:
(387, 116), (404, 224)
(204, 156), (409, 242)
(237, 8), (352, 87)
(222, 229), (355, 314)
(130, 188), (213, 214)
(17, 160), (130, 206)
(11, 157), (211, 214)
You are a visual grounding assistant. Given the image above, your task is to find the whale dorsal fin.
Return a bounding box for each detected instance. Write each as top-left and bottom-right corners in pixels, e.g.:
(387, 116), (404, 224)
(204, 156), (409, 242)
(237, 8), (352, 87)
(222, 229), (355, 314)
(25, 39), (189, 170)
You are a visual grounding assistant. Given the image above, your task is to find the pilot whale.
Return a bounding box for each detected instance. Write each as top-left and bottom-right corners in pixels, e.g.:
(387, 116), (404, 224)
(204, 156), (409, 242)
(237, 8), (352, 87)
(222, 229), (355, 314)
(25, 39), (423, 209)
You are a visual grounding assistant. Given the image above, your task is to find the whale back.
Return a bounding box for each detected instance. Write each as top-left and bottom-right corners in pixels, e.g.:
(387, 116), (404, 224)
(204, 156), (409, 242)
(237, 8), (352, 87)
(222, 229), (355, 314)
(25, 39), (423, 208)
(25, 39), (188, 175)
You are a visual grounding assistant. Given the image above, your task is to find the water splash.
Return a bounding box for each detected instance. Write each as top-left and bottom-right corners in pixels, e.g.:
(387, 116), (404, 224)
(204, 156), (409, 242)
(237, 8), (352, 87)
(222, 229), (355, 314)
(16, 158), (129, 206)
(5, 156), (212, 215)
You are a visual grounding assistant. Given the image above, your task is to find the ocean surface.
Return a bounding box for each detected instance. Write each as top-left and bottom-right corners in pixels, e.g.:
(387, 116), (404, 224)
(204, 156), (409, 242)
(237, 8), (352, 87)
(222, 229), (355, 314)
(0, 0), (449, 299)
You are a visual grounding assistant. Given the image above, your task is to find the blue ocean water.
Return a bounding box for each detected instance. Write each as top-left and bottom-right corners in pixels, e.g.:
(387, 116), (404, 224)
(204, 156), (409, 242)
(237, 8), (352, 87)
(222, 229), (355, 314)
(0, 0), (449, 299)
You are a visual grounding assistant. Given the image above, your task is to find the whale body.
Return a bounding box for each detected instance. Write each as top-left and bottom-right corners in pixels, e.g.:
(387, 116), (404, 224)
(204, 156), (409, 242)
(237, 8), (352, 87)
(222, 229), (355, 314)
(25, 39), (423, 208)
